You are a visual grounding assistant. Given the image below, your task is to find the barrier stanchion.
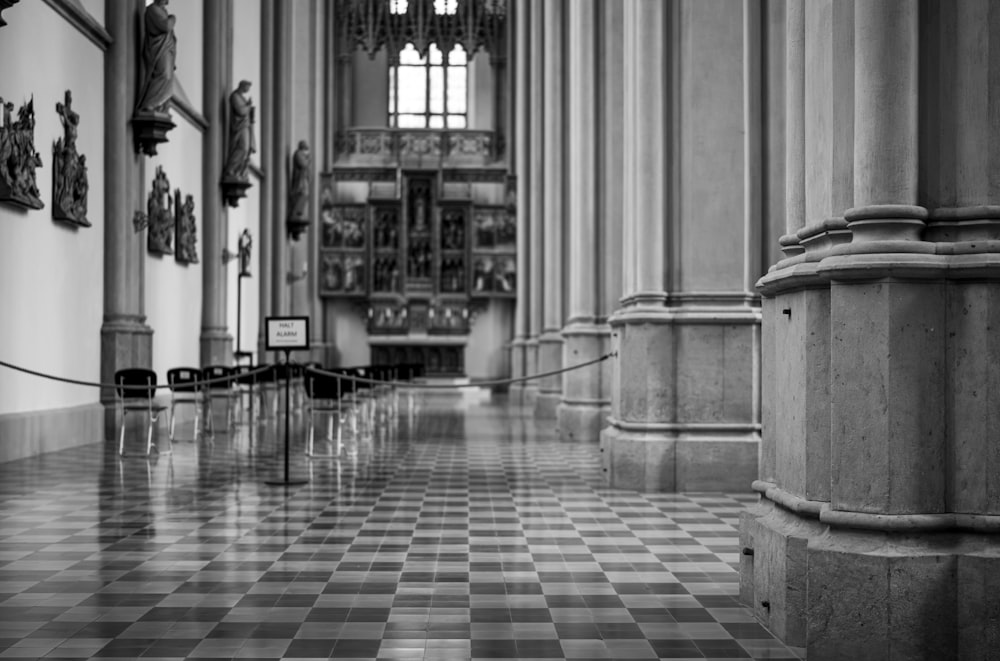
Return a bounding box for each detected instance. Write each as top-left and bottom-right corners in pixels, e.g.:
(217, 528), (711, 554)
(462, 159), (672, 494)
(263, 317), (310, 487)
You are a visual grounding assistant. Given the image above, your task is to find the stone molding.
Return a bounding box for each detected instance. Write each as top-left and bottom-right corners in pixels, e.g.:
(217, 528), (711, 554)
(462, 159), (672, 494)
(608, 418), (761, 435)
(753, 480), (1000, 533)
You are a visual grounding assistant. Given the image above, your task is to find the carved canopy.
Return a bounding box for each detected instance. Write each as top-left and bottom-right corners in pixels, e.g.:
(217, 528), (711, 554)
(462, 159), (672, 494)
(336, 0), (506, 64)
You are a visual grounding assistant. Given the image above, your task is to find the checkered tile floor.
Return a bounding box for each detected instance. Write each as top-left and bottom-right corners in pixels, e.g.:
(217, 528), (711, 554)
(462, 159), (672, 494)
(0, 394), (803, 660)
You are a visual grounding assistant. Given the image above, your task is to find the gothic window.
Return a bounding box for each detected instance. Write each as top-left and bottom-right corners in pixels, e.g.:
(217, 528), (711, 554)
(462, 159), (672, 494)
(389, 42), (468, 129)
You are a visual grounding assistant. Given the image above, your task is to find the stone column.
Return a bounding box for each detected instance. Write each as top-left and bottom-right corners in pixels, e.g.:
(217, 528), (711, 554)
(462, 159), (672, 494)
(523, 0), (544, 406)
(603, 0), (758, 492)
(509, 0), (530, 403)
(270, 0), (292, 327)
(601, 0), (672, 489)
(257, 0), (274, 358)
(557, 0), (605, 442)
(200, 0), (233, 366)
(535, 0), (565, 419)
(101, 0), (152, 438)
(780, 0), (805, 258)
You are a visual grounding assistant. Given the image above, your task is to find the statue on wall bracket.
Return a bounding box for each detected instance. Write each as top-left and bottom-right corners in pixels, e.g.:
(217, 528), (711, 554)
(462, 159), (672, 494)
(287, 140), (311, 240)
(220, 80), (256, 207)
(52, 91), (90, 227)
(132, 0), (176, 156)
(146, 166), (174, 255)
(0, 96), (44, 210)
(174, 189), (198, 264)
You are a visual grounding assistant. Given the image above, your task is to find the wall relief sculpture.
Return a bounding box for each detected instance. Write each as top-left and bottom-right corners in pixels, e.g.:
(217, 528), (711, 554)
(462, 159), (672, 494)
(0, 96), (44, 210)
(51, 91), (89, 226)
(220, 80), (255, 207)
(174, 190), (198, 263)
(146, 166), (173, 255)
(132, 0), (177, 155)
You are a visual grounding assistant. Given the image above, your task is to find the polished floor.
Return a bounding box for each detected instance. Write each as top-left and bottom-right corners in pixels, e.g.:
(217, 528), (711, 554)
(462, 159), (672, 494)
(0, 393), (803, 660)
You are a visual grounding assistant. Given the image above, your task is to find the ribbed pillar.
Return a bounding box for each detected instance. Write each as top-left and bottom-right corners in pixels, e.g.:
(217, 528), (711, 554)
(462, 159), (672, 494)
(557, 0), (604, 442)
(257, 0), (274, 358)
(599, 0), (624, 442)
(781, 0), (805, 257)
(534, 0), (565, 420)
(101, 0), (152, 439)
(200, 0), (232, 366)
(270, 0), (292, 329)
(523, 0), (544, 407)
(509, 0), (530, 403)
(601, 0), (672, 490)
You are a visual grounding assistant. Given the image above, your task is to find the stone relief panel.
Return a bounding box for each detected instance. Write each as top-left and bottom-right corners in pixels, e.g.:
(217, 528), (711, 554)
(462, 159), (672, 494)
(146, 166), (173, 255)
(174, 190), (198, 264)
(0, 96), (44, 210)
(51, 91), (89, 226)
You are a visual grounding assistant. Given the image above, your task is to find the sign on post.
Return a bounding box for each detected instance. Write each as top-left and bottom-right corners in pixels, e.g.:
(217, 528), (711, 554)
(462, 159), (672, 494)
(265, 316), (310, 351)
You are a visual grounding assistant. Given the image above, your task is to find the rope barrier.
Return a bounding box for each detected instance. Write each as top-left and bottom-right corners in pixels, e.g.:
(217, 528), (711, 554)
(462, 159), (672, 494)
(0, 352), (616, 393)
(0, 360), (274, 391)
(304, 352), (616, 389)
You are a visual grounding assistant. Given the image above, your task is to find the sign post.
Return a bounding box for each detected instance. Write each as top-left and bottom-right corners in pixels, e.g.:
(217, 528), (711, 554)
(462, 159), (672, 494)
(264, 316), (310, 487)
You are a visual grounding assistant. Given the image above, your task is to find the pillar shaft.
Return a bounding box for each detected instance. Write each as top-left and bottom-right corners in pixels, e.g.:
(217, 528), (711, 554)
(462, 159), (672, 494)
(558, 0), (606, 442)
(270, 1), (292, 322)
(257, 0), (274, 357)
(784, 0), (805, 242)
(524, 0), (544, 405)
(510, 0), (530, 399)
(101, 0), (152, 435)
(200, 0), (232, 366)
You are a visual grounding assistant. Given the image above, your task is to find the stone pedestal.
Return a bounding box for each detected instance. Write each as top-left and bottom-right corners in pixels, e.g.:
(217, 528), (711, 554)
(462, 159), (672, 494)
(534, 331), (562, 419)
(509, 338), (527, 404)
(557, 322), (609, 442)
(200, 329), (233, 368)
(522, 338), (539, 406)
(100, 316), (153, 440)
(601, 302), (759, 492)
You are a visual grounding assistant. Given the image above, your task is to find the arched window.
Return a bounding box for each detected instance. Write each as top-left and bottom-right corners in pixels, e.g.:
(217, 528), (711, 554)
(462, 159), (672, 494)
(389, 42), (468, 129)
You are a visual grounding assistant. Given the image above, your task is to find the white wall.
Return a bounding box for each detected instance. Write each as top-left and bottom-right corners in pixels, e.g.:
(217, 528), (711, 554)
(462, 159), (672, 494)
(0, 2), (105, 414)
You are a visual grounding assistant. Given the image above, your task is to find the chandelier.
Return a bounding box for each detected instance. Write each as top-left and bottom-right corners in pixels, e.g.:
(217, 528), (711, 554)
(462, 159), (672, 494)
(336, 0), (507, 64)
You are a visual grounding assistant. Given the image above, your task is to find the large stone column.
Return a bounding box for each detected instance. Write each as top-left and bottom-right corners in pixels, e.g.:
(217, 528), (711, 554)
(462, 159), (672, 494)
(742, 2), (1000, 657)
(101, 0), (152, 438)
(523, 0), (544, 407)
(200, 0), (233, 366)
(509, 0), (530, 403)
(557, 0), (605, 442)
(270, 0), (292, 327)
(602, 0), (759, 492)
(257, 0), (274, 358)
(535, 0), (565, 419)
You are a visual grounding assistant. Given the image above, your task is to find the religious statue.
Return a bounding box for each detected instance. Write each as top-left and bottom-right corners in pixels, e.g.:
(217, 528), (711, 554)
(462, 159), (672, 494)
(174, 190), (198, 264)
(135, 0), (177, 114)
(238, 228), (253, 277)
(287, 140), (311, 239)
(52, 90), (90, 226)
(222, 81), (255, 183)
(0, 96), (44, 210)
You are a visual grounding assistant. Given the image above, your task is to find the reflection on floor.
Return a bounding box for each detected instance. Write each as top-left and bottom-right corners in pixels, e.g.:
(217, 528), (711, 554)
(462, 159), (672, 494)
(0, 392), (803, 660)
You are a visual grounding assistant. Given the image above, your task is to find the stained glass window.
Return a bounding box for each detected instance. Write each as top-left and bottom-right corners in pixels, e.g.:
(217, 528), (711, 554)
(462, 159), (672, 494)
(389, 43), (468, 129)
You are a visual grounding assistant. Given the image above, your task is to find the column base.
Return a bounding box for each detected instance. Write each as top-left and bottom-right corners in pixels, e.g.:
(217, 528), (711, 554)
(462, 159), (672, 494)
(601, 423), (758, 492)
(534, 392), (561, 419)
(101, 316), (153, 441)
(534, 331), (563, 420)
(200, 329), (234, 366)
(557, 401), (609, 443)
(740, 497), (1000, 660)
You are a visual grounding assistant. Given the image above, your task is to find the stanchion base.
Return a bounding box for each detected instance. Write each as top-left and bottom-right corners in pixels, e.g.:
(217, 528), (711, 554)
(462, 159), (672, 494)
(264, 478), (309, 486)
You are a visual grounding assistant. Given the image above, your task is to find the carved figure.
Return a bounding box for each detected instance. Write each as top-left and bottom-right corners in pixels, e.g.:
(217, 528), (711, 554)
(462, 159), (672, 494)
(223, 81), (255, 182)
(0, 96), (44, 209)
(135, 0), (177, 114)
(238, 228), (253, 277)
(52, 91), (89, 226)
(146, 166), (173, 254)
(442, 210), (465, 249)
(473, 257), (492, 292)
(174, 190), (198, 263)
(322, 254), (343, 291)
(493, 256), (515, 293)
(287, 140), (311, 237)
